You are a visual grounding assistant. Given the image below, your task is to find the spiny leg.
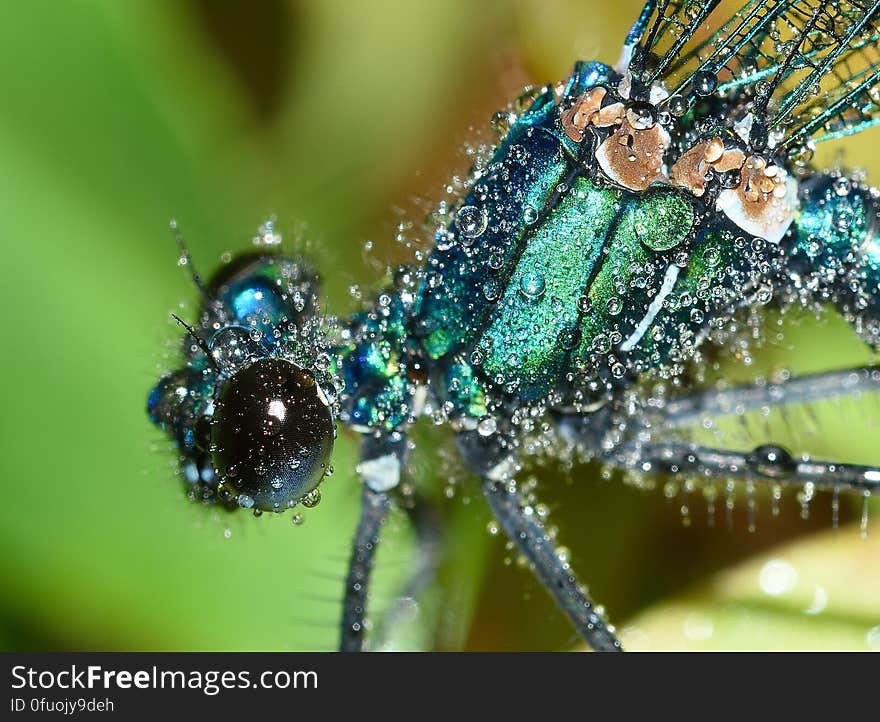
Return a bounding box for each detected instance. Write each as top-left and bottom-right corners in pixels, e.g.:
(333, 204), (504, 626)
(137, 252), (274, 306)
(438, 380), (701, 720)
(607, 439), (877, 533)
(658, 365), (880, 429)
(340, 484), (390, 652)
(482, 479), (623, 652)
(611, 440), (880, 496)
(458, 431), (622, 652)
(594, 362), (880, 495)
(339, 433), (407, 652)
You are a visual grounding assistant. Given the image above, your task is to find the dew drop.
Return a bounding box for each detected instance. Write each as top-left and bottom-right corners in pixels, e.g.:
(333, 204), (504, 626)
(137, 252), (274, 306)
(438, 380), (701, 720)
(692, 70), (717, 96)
(607, 297), (622, 315)
(751, 444), (795, 478)
(519, 271), (546, 299)
(455, 205), (487, 241)
(833, 177), (852, 196)
(482, 279), (501, 302)
(702, 247), (721, 267)
(478, 416), (497, 436)
(577, 295), (593, 313)
(668, 95), (689, 117)
(626, 101), (656, 130)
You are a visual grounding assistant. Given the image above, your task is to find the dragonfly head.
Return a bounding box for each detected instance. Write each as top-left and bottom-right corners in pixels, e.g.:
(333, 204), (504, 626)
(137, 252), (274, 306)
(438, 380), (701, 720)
(210, 356), (335, 512)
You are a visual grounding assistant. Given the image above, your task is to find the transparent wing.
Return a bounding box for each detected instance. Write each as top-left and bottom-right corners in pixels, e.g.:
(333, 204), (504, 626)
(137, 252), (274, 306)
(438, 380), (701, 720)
(624, 0), (880, 149)
(625, 0), (726, 88)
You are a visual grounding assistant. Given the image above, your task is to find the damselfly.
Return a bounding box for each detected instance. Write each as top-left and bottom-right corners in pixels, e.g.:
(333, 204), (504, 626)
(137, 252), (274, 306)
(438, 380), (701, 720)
(148, 0), (880, 651)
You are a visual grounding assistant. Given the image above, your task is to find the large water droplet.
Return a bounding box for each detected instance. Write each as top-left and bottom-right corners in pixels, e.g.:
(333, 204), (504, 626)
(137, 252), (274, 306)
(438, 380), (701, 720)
(692, 70), (717, 96)
(455, 205), (487, 241)
(751, 445), (796, 478)
(626, 101), (656, 130)
(519, 271), (546, 299)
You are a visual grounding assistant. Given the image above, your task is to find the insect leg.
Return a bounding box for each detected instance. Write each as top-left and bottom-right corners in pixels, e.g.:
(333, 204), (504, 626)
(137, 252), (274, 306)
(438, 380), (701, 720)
(557, 408), (880, 495)
(657, 365), (880, 429)
(607, 439), (880, 496)
(339, 433), (407, 652)
(482, 479), (623, 651)
(458, 431), (623, 652)
(340, 484), (390, 652)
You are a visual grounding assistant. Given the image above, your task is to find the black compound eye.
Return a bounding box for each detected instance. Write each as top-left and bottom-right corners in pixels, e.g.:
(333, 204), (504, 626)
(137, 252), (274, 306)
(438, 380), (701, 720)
(210, 358), (335, 512)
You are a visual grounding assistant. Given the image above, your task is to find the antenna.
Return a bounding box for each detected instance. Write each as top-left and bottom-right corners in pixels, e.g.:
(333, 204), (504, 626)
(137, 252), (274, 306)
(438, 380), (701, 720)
(170, 219), (207, 296)
(171, 313), (221, 372)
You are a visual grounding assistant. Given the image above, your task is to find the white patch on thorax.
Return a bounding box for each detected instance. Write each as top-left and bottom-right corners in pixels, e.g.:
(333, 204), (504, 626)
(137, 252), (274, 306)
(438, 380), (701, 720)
(620, 264), (681, 352)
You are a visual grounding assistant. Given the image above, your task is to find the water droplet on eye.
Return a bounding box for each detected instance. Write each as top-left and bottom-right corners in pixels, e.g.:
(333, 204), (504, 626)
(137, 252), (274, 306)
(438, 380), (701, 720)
(523, 205), (539, 224)
(577, 295), (593, 313)
(692, 70), (717, 96)
(209, 326), (264, 372)
(482, 279), (501, 302)
(519, 271), (546, 299)
(455, 205), (487, 241)
(607, 297), (622, 315)
(270, 477), (284, 490)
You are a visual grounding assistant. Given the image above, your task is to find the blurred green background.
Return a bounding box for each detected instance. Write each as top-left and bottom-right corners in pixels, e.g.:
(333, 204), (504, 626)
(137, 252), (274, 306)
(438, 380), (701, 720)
(2, 0), (879, 651)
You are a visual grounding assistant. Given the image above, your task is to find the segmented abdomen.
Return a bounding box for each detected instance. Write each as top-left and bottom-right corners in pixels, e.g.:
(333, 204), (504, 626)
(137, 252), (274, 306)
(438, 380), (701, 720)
(786, 174), (880, 346)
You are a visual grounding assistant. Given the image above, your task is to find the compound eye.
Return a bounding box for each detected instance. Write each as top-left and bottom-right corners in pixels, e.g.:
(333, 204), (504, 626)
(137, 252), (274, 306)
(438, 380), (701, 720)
(211, 358), (334, 512)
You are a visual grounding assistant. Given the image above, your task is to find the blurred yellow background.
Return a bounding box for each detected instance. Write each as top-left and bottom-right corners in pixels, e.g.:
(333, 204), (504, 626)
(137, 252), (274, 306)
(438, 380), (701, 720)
(1, 0), (879, 651)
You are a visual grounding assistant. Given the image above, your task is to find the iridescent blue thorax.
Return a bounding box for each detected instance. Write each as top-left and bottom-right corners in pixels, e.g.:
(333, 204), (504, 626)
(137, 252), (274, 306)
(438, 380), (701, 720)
(149, 47), (880, 484)
(333, 289), (422, 431)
